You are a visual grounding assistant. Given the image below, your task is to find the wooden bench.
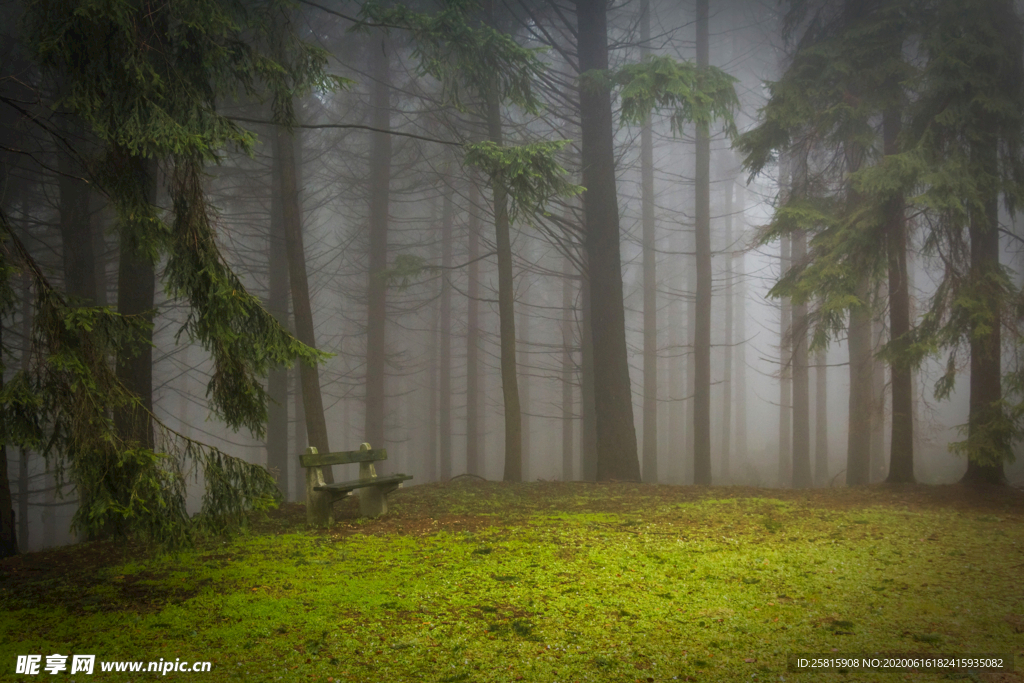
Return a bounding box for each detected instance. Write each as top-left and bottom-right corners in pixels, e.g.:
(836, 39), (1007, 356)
(300, 443), (412, 526)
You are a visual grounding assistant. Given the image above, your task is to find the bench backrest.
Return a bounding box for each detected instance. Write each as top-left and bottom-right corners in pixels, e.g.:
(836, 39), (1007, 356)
(300, 443), (387, 468)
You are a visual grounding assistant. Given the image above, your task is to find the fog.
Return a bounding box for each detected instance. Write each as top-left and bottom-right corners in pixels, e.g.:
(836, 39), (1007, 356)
(2, 0), (1022, 553)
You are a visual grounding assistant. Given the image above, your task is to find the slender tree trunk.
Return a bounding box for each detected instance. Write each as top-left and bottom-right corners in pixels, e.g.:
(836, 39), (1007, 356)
(562, 256), (575, 481)
(576, 0), (640, 481)
(778, 234), (792, 486)
(518, 286), (531, 480)
(963, 134), (1007, 484)
(277, 120), (332, 483)
(684, 262), (695, 483)
(721, 179), (734, 482)
(814, 345), (828, 486)
(439, 184), (453, 480)
(428, 298), (439, 482)
(485, 86), (523, 483)
(792, 228), (811, 488)
(883, 105), (914, 483)
(267, 125), (290, 497)
(466, 180), (482, 476)
(293, 366), (307, 492)
(693, 0), (712, 486)
(640, 0), (658, 483)
(847, 275), (873, 485)
(365, 38), (392, 458)
(735, 182), (748, 466)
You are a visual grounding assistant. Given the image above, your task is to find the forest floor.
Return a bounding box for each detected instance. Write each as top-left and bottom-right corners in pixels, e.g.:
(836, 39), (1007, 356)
(2, 480), (1024, 682)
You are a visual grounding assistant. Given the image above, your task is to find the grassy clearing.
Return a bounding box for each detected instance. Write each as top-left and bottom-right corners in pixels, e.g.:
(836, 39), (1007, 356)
(2, 481), (1023, 682)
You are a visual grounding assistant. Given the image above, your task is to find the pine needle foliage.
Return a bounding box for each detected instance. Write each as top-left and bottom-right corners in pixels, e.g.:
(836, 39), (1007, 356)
(737, 0), (1024, 468)
(464, 141), (583, 222)
(7, 0), (344, 547)
(354, 0), (546, 114)
(614, 55), (739, 138)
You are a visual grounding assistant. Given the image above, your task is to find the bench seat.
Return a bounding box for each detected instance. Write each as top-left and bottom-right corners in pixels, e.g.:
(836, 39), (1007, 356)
(314, 473), (414, 497)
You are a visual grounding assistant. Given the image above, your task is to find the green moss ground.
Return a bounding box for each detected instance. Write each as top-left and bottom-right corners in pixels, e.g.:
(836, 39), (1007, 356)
(2, 481), (1023, 682)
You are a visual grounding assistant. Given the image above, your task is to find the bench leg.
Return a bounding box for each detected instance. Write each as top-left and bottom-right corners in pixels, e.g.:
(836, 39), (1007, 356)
(359, 486), (386, 517)
(306, 466), (334, 527)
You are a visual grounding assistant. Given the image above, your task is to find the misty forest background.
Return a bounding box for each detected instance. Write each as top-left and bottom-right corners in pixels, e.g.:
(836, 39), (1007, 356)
(2, 0), (1024, 556)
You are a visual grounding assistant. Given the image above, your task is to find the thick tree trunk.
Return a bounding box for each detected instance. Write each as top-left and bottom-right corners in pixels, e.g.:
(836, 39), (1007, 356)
(277, 122), (332, 484)
(439, 184), (453, 480)
(115, 155), (156, 453)
(365, 38), (392, 459)
(562, 256), (575, 481)
(693, 0), (712, 486)
(58, 123), (99, 303)
(640, 0), (658, 484)
(267, 125), (290, 498)
(791, 228), (811, 488)
(576, 0), (640, 481)
(963, 136), (1007, 484)
(883, 105), (915, 483)
(466, 180), (482, 476)
(814, 346), (828, 486)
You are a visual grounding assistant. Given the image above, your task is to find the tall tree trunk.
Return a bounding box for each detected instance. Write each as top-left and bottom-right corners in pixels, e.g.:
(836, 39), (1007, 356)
(640, 0), (658, 483)
(518, 287), (531, 480)
(485, 85), (523, 483)
(791, 228), (811, 488)
(428, 297), (439, 481)
(479, 0), (524, 482)
(0, 313), (17, 558)
(277, 121), (332, 484)
(114, 155), (156, 453)
(693, 0), (712, 486)
(778, 234), (792, 486)
(365, 38), (392, 459)
(580, 267), (598, 481)
(721, 179), (734, 482)
(814, 345), (828, 486)
(847, 275), (873, 485)
(466, 179), (482, 476)
(293, 366), (307, 490)
(734, 182), (748, 467)
(883, 104), (914, 483)
(18, 271), (32, 548)
(439, 184), (453, 480)
(267, 124), (290, 497)
(58, 122), (99, 303)
(963, 134), (1006, 484)
(562, 257), (575, 481)
(870, 315), (886, 481)
(576, 0), (640, 481)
